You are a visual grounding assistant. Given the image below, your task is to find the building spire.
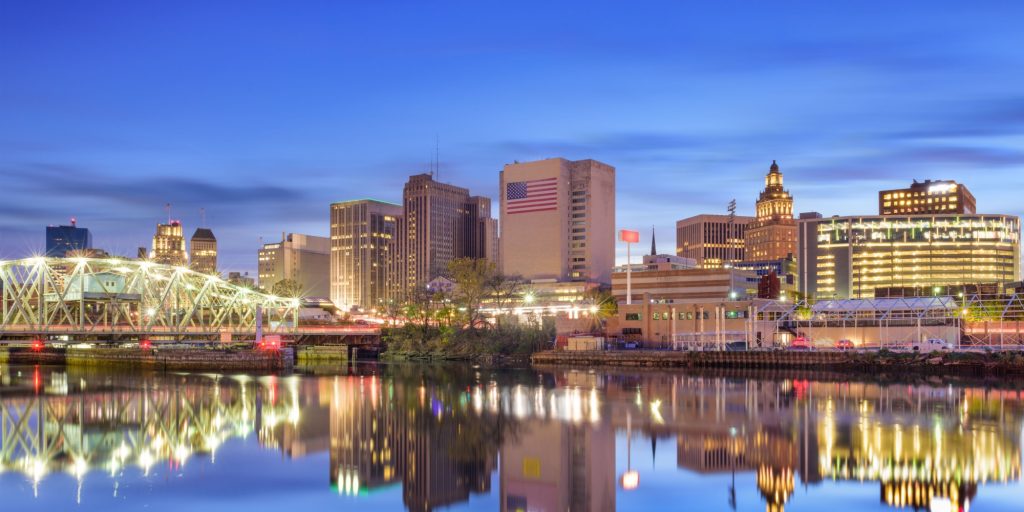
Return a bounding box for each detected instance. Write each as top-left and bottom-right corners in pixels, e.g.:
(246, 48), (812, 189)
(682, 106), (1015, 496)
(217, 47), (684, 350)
(650, 226), (657, 256)
(770, 159), (779, 173)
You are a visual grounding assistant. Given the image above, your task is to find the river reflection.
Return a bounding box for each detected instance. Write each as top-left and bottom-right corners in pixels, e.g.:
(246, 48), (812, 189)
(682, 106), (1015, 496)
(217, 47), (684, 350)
(0, 363), (1022, 511)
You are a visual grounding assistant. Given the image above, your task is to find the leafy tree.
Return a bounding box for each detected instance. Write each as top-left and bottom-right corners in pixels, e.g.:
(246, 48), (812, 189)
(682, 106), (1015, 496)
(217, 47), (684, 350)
(271, 278), (303, 298)
(447, 258), (498, 331)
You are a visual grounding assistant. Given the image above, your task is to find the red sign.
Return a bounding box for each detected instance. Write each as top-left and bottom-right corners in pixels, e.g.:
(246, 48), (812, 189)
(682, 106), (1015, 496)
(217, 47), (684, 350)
(619, 229), (640, 243)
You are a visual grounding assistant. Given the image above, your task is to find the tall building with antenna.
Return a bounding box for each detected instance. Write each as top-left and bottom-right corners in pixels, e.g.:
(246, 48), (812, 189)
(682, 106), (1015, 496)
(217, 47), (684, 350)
(400, 173), (497, 293)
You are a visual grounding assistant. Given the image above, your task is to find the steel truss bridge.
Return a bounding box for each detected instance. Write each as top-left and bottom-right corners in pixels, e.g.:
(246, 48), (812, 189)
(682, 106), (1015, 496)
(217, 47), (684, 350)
(0, 257), (301, 342)
(0, 371), (300, 487)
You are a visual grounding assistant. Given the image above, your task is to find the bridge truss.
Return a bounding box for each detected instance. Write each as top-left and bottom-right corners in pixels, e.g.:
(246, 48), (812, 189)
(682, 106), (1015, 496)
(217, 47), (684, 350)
(0, 257), (299, 341)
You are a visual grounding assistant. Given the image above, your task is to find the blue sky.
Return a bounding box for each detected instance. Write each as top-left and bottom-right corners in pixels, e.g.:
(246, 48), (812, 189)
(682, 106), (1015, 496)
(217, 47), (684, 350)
(2, 1), (1024, 273)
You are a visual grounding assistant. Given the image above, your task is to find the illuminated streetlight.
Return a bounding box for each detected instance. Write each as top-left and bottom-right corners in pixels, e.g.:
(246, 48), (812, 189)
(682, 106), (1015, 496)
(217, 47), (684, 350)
(524, 292), (535, 304)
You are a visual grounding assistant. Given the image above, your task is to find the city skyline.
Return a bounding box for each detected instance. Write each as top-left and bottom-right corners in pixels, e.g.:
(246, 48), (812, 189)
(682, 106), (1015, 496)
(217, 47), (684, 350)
(3, 1), (1024, 273)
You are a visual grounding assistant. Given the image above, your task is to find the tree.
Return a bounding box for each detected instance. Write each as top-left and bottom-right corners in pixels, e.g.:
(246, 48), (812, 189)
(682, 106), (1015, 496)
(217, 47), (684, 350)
(271, 278), (303, 298)
(447, 258), (499, 331)
(487, 273), (524, 326)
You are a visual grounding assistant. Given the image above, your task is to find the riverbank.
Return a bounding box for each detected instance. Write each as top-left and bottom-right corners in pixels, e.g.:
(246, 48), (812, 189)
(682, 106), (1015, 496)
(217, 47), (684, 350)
(1, 346), (293, 372)
(531, 349), (1024, 377)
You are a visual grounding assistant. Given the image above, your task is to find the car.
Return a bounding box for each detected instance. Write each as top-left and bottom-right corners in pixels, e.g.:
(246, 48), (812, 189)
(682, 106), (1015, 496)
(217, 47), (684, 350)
(835, 339), (855, 351)
(912, 338), (952, 352)
(789, 337), (813, 351)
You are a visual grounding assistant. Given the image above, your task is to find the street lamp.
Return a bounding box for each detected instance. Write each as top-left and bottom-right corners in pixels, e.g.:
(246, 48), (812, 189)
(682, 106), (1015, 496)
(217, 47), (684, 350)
(524, 292), (535, 304)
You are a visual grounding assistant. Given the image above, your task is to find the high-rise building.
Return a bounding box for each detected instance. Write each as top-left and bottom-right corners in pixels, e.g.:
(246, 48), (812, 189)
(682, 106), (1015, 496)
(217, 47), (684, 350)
(189, 228), (218, 274)
(675, 214), (753, 268)
(151, 221), (187, 266)
(330, 199), (403, 310)
(400, 173), (497, 292)
(45, 219), (92, 257)
(744, 160), (797, 261)
(467, 196), (500, 267)
(879, 179), (976, 216)
(258, 233), (331, 297)
(797, 213), (1021, 299)
(499, 158), (615, 284)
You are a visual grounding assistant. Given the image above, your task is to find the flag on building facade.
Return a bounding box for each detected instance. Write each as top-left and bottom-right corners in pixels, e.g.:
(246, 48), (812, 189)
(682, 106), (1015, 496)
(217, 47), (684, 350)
(506, 177), (558, 214)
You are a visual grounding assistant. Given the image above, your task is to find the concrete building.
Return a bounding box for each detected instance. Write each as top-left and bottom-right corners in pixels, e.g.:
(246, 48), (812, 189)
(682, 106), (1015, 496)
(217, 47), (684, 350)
(189, 228), (217, 274)
(329, 199), (403, 311)
(675, 214), (753, 268)
(258, 233), (330, 298)
(879, 179), (976, 216)
(611, 267), (759, 305)
(401, 173), (497, 292)
(151, 221), (187, 266)
(45, 219), (92, 257)
(797, 213), (1021, 299)
(744, 160), (797, 262)
(500, 158), (615, 284)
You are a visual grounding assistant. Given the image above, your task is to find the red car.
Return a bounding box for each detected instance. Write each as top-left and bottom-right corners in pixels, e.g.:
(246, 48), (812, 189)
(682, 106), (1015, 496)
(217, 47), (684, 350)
(835, 339), (854, 351)
(789, 337), (813, 351)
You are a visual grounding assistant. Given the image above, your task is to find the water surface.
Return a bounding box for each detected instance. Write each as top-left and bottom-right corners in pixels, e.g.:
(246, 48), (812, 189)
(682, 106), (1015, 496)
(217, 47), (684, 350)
(1, 363), (1021, 511)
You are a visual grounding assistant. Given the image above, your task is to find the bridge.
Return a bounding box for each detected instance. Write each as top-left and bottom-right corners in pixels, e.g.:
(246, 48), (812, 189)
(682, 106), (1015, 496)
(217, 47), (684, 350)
(0, 257), (379, 345)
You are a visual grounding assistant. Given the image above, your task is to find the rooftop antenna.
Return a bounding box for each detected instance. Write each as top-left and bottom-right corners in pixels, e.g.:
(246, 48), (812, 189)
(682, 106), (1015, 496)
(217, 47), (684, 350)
(435, 134), (440, 182)
(165, 203), (172, 224)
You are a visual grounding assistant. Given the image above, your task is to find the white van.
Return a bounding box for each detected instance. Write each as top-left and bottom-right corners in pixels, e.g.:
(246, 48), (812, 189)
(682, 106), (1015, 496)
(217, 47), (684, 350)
(912, 339), (952, 352)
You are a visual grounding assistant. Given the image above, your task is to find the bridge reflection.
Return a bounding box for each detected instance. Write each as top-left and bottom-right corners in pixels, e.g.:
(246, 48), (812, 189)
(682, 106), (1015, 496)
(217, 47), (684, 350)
(1, 364), (1021, 511)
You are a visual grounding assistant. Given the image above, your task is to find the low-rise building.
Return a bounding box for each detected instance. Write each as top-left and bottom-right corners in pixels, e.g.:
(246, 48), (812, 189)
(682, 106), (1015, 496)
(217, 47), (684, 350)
(611, 267), (759, 305)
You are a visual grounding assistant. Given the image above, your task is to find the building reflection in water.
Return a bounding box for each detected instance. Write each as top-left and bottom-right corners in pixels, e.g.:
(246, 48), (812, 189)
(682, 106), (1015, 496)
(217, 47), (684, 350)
(1, 363), (1022, 512)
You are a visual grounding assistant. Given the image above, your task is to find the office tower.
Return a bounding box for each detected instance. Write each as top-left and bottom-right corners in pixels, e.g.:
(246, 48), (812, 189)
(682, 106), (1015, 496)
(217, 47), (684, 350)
(744, 160), (797, 261)
(189, 228), (218, 274)
(675, 214), (753, 268)
(879, 179), (977, 215)
(401, 173), (496, 292)
(329, 199), (403, 310)
(151, 220), (187, 266)
(45, 219), (92, 257)
(258, 233), (331, 298)
(797, 213), (1021, 299)
(499, 158), (615, 284)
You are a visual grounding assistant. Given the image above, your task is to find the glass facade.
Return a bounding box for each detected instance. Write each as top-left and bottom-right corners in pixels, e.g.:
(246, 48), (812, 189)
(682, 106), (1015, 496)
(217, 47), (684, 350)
(799, 214), (1021, 299)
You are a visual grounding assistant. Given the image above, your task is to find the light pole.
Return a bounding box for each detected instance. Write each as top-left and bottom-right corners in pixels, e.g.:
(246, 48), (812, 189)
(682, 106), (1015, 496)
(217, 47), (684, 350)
(620, 230), (640, 305)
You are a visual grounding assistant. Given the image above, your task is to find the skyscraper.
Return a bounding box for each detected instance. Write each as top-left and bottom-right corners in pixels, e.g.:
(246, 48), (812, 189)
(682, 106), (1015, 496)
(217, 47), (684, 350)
(258, 233), (331, 297)
(189, 228), (218, 274)
(500, 158), (615, 284)
(151, 221), (187, 266)
(45, 219), (92, 257)
(675, 214), (752, 268)
(400, 173), (496, 292)
(330, 199), (403, 310)
(744, 160), (796, 262)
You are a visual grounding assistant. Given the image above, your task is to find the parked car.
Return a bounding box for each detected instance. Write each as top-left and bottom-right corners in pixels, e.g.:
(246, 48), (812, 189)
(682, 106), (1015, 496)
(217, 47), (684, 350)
(789, 337), (813, 351)
(835, 339), (855, 351)
(912, 338), (952, 352)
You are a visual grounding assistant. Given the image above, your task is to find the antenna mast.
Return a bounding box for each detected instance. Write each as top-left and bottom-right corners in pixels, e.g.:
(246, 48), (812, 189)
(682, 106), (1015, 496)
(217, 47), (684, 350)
(165, 203), (172, 224)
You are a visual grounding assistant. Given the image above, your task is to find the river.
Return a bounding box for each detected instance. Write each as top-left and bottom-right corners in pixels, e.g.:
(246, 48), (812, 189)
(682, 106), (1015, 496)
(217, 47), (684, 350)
(0, 362), (1021, 511)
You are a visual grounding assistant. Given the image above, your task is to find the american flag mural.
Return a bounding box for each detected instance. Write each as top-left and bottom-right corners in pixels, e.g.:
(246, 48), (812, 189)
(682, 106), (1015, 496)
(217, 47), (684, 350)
(505, 177), (559, 214)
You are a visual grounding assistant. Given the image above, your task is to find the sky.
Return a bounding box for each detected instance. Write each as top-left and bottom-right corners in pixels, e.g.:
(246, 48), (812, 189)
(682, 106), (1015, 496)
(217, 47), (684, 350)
(2, 0), (1024, 274)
